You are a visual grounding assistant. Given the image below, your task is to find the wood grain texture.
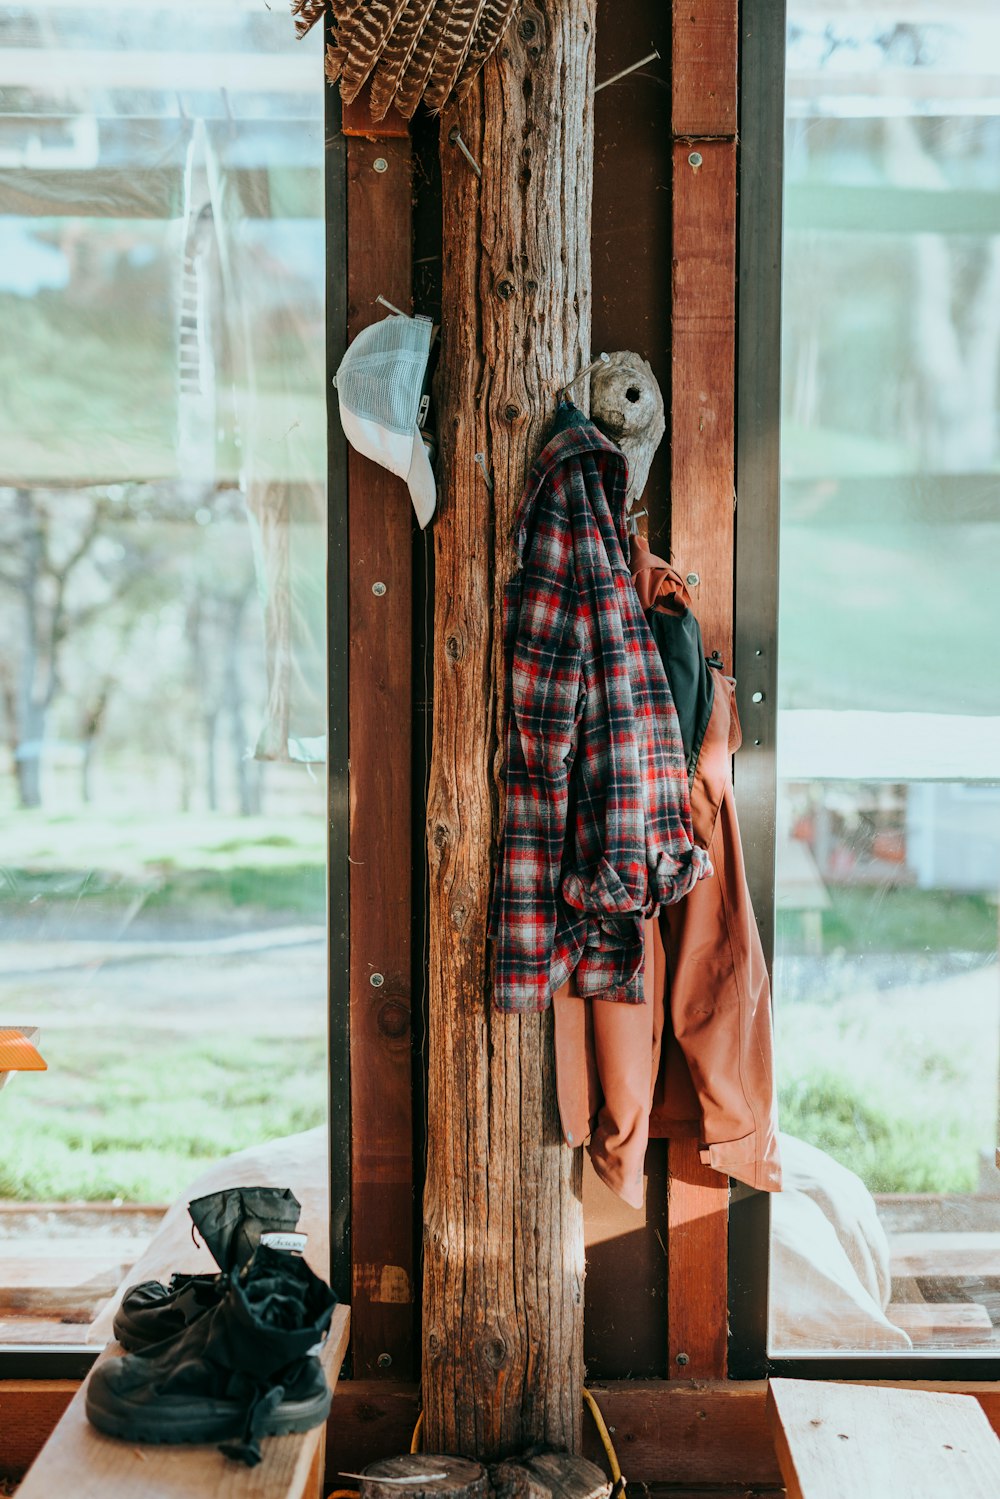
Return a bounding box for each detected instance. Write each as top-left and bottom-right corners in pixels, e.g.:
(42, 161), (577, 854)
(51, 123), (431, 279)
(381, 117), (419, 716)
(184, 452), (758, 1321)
(8, 1378), (1000, 1489)
(322, 1379), (420, 1478)
(0, 1381), (76, 1478)
(584, 1382), (779, 1486)
(767, 1378), (1000, 1499)
(492, 1453), (610, 1499)
(666, 120), (737, 1384)
(592, 0), (673, 547)
(671, 0), (738, 138)
(14, 1304), (350, 1499)
(669, 138), (737, 666)
(421, 0), (595, 1458)
(362, 1454), (488, 1499)
(342, 81), (410, 137)
(347, 128), (417, 1378)
(666, 1139), (729, 1378)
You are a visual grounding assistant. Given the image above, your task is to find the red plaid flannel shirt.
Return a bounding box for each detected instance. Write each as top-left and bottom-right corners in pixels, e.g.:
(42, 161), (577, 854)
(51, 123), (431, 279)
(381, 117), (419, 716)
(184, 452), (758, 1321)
(488, 404), (710, 1013)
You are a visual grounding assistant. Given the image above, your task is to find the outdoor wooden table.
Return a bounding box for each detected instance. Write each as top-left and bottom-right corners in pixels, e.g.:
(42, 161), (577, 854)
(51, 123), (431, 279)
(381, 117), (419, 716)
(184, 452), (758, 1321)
(0, 1027), (46, 1092)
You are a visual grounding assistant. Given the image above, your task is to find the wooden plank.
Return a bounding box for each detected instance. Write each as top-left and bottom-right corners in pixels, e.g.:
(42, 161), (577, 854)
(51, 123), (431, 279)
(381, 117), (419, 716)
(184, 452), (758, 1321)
(324, 1380), (420, 1481)
(666, 1141), (729, 1377)
(15, 1303), (349, 1499)
(342, 81), (409, 138)
(767, 1377), (1000, 1499)
(592, 0), (673, 543)
(346, 115), (416, 1379)
(667, 10), (737, 1367)
(585, 1382), (779, 1487)
(888, 1302), (995, 1345)
(0, 1381), (76, 1479)
(8, 1378), (1000, 1491)
(672, 0), (738, 138)
(669, 137), (737, 664)
(1, 1370), (416, 1489)
(890, 1232), (1000, 1278)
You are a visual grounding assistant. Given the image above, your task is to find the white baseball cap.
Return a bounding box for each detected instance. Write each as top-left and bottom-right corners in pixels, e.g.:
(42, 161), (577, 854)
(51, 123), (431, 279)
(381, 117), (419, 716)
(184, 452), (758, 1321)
(333, 311), (436, 529)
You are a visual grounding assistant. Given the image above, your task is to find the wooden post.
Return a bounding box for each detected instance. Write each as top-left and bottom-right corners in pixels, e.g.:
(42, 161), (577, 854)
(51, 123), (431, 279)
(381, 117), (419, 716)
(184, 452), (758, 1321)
(422, 0), (596, 1459)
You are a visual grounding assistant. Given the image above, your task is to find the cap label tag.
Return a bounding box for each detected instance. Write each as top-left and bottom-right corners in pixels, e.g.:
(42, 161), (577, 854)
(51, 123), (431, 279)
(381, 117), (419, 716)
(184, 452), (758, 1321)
(260, 1232), (308, 1254)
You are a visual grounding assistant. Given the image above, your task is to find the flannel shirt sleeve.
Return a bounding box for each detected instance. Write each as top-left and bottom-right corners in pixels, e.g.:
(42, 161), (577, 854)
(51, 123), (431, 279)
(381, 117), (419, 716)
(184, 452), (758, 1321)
(504, 486), (585, 1004)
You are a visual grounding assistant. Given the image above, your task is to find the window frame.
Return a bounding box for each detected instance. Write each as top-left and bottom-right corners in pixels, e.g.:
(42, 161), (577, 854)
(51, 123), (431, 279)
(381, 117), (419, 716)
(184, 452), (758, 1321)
(729, 0), (1000, 1382)
(0, 53), (348, 1386)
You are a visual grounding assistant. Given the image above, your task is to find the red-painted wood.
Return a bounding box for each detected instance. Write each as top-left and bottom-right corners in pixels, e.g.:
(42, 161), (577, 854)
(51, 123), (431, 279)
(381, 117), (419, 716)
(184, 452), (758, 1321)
(346, 113), (416, 1377)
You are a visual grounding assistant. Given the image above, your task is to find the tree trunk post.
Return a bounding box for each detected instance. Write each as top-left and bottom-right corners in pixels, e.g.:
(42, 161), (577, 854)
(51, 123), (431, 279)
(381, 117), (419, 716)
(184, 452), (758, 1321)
(423, 0), (596, 1460)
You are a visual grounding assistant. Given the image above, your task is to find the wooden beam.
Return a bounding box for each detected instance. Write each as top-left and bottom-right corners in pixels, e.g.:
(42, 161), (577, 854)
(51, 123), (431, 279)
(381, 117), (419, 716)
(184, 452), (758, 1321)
(672, 0), (738, 138)
(667, 0), (739, 1382)
(346, 117), (417, 1379)
(669, 137), (737, 664)
(7, 1379), (1000, 1489)
(422, 0), (595, 1458)
(0, 1381), (76, 1479)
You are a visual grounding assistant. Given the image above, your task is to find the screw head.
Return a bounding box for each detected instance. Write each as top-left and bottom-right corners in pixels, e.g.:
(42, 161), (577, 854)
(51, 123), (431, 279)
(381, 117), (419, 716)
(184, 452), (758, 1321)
(752, 690), (765, 703)
(373, 157), (388, 173)
(377, 1352), (392, 1368)
(685, 572), (700, 587)
(372, 581), (387, 597)
(688, 151), (703, 168)
(370, 972), (385, 988)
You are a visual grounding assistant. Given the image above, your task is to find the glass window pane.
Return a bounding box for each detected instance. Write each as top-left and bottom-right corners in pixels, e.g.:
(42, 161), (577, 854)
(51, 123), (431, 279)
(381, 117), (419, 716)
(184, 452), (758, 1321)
(0, 2), (327, 1349)
(769, 3), (1000, 1358)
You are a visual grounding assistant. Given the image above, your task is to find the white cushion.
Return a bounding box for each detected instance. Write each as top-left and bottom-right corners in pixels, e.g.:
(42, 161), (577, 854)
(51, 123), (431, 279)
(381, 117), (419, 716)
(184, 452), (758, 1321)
(88, 1126), (328, 1345)
(771, 1132), (911, 1352)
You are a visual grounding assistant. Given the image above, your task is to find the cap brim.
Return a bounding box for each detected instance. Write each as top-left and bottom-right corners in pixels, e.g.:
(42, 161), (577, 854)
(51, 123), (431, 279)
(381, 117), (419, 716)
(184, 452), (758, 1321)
(339, 401), (413, 479)
(406, 427), (436, 529)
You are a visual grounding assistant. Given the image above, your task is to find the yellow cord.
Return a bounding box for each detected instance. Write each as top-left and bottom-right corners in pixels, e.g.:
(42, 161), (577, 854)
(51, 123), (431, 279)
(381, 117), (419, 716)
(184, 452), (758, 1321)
(408, 1394), (622, 1494)
(410, 1408), (425, 1454)
(583, 1387), (624, 1494)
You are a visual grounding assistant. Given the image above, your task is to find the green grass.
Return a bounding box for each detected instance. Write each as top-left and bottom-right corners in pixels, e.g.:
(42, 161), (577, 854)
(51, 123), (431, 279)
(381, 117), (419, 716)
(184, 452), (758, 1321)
(0, 1030), (327, 1202)
(0, 811), (326, 920)
(778, 1069), (978, 1194)
(0, 810), (324, 875)
(775, 958), (997, 1193)
(777, 886), (999, 955)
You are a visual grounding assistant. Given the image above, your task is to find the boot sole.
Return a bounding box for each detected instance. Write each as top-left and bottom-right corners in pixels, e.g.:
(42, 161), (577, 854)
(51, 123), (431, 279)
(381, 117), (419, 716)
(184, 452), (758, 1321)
(85, 1380), (332, 1446)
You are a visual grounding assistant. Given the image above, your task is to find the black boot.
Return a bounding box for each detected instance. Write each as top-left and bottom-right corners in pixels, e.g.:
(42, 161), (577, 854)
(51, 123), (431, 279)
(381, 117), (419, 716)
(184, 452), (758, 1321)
(88, 1243), (337, 1465)
(113, 1186), (302, 1351)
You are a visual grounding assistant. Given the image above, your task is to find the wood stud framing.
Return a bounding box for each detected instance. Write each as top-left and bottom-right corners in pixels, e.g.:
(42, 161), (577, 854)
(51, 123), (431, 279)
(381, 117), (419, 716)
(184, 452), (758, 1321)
(345, 121), (417, 1379)
(666, 0), (739, 1382)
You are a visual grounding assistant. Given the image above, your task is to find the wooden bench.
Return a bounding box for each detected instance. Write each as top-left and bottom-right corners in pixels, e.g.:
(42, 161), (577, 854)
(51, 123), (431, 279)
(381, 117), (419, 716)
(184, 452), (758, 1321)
(15, 1302), (350, 1499)
(767, 1377), (1000, 1499)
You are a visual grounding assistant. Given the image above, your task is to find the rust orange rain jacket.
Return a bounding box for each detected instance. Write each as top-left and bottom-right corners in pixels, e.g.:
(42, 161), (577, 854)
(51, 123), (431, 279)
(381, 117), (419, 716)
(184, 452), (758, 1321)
(553, 537), (782, 1205)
